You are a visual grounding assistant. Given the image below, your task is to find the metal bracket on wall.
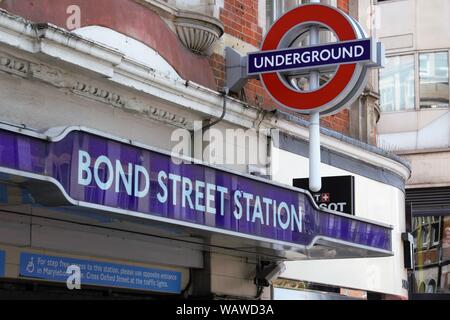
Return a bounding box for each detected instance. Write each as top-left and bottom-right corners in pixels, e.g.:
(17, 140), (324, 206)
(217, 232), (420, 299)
(225, 47), (257, 94)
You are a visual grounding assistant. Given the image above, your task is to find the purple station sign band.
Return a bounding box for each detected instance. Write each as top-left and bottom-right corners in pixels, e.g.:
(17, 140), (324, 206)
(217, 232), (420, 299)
(0, 126), (392, 255)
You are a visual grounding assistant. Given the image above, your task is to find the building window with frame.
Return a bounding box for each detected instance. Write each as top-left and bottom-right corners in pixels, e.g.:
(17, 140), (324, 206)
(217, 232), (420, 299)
(419, 51), (449, 109)
(265, 1), (332, 31)
(266, 0), (305, 31)
(379, 55), (416, 112)
(264, 0), (337, 92)
(431, 222), (441, 247)
(421, 225), (429, 249)
(426, 280), (437, 294)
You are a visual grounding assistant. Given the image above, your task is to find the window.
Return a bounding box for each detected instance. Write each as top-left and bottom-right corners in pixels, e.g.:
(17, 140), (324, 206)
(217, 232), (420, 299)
(421, 226), (429, 249)
(265, 1), (332, 31)
(380, 52), (450, 112)
(431, 221), (441, 246)
(419, 52), (449, 109)
(266, 0), (306, 31)
(380, 55), (415, 112)
(418, 282), (426, 293)
(264, 0), (337, 92)
(427, 280), (437, 294)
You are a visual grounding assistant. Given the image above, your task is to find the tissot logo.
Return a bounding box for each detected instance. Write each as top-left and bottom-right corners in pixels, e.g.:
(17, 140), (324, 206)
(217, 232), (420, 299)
(321, 193), (330, 203)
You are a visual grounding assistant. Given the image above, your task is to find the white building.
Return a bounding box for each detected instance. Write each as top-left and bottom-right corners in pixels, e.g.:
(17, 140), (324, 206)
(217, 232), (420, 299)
(375, 0), (450, 297)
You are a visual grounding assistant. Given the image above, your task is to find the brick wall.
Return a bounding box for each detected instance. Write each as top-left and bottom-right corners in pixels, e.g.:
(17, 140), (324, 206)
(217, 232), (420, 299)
(210, 0), (352, 135)
(211, 0), (277, 110)
(327, 1), (350, 135)
(220, 0), (263, 48)
(337, 0), (350, 14)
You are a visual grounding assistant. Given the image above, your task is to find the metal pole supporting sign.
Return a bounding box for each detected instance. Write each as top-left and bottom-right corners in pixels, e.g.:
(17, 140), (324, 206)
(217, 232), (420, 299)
(308, 0), (321, 192)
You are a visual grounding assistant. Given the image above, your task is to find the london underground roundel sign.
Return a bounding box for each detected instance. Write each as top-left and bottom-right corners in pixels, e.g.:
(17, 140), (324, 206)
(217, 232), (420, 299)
(247, 4), (384, 115)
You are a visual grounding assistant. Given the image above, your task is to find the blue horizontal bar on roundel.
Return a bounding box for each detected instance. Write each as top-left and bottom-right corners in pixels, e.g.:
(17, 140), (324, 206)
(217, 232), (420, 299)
(247, 39), (372, 75)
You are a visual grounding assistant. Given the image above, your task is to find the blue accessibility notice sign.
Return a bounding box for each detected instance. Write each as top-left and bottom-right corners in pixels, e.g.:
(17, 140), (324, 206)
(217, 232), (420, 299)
(19, 252), (182, 294)
(0, 250), (5, 277)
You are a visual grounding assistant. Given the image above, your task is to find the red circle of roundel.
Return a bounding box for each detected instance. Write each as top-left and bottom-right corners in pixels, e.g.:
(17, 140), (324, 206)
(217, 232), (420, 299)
(261, 5), (357, 112)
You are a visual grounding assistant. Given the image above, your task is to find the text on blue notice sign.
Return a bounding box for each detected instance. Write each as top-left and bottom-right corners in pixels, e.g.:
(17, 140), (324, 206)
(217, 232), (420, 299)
(19, 253), (182, 294)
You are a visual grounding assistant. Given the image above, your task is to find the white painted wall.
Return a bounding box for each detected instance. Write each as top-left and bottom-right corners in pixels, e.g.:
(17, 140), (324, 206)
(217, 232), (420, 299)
(378, 111), (450, 152)
(377, 0), (415, 51)
(375, 0), (450, 52)
(167, 0), (215, 16)
(272, 147), (408, 298)
(416, 0), (450, 51)
(403, 151), (450, 188)
(73, 26), (182, 80)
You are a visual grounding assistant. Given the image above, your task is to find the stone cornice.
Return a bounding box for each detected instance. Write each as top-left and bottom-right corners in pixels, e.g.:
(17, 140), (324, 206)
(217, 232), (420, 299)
(0, 50), (190, 129)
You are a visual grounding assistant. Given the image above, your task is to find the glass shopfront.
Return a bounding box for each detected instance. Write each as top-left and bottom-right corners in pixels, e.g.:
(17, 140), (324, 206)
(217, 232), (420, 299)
(407, 187), (450, 297)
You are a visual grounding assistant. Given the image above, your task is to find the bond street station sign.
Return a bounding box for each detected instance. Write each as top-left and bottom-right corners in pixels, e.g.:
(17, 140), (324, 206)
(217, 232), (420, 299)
(0, 125), (392, 260)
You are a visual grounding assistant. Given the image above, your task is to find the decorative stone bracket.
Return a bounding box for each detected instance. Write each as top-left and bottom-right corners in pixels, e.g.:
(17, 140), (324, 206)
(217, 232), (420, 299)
(141, 0), (224, 55)
(174, 10), (224, 55)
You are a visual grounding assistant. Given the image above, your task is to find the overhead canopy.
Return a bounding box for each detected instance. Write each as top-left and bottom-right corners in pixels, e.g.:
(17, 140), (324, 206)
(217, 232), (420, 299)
(0, 124), (393, 261)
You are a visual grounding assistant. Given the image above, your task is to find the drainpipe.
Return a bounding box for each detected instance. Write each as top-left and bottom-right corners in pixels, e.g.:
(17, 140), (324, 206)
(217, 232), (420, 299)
(202, 87), (229, 132)
(190, 87), (229, 161)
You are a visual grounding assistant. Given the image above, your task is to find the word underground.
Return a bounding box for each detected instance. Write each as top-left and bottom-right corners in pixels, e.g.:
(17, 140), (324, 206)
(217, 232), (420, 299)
(248, 39), (371, 75)
(78, 150), (303, 233)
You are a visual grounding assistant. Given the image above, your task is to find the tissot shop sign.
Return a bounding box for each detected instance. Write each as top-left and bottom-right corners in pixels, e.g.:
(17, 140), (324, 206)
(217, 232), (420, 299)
(0, 126), (392, 256)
